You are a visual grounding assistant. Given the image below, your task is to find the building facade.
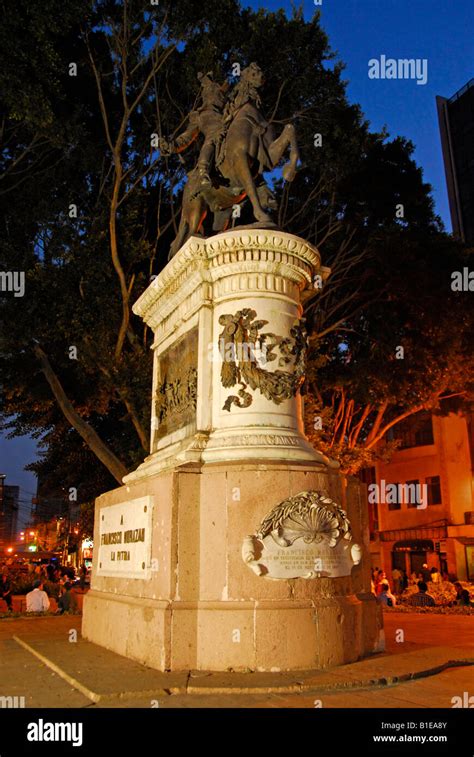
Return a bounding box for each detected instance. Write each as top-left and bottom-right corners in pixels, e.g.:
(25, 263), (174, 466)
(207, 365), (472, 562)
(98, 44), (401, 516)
(367, 411), (474, 581)
(0, 483), (19, 547)
(437, 79), (474, 245)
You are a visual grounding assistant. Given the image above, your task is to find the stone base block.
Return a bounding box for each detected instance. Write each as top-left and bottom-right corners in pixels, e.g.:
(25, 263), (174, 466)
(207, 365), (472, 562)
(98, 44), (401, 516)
(82, 591), (171, 670)
(83, 591), (379, 672)
(82, 460), (381, 672)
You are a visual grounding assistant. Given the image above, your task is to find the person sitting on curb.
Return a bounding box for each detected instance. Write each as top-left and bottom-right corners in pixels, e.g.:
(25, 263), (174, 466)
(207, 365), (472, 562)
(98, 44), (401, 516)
(406, 581), (436, 607)
(453, 582), (471, 607)
(57, 582), (78, 614)
(26, 580), (50, 613)
(376, 584), (397, 607)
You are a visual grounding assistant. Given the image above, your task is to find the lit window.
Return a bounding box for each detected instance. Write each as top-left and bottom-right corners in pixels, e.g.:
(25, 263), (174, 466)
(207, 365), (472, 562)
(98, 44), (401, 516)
(388, 482), (402, 511)
(426, 475), (442, 506)
(405, 479), (421, 508)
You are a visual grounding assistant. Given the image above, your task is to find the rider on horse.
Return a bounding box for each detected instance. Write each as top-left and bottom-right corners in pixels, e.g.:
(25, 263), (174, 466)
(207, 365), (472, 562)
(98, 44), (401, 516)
(158, 71), (227, 197)
(160, 63), (300, 258)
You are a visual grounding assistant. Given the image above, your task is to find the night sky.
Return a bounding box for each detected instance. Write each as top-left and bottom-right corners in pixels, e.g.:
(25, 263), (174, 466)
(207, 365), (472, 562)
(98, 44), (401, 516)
(1, 0), (472, 515)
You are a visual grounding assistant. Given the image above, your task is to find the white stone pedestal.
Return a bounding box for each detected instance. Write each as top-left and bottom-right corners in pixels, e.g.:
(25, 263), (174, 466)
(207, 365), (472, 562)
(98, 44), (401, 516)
(82, 230), (381, 671)
(124, 229), (332, 479)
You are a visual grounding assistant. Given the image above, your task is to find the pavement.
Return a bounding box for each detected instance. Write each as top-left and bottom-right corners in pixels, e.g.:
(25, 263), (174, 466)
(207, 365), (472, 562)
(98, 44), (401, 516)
(0, 611), (473, 708)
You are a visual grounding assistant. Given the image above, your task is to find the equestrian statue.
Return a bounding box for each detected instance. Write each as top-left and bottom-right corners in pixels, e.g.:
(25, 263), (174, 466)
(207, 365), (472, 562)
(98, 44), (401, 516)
(158, 63), (300, 259)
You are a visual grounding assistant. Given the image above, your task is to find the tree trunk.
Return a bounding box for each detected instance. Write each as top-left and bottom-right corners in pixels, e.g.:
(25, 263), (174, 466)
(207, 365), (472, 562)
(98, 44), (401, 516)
(33, 344), (128, 483)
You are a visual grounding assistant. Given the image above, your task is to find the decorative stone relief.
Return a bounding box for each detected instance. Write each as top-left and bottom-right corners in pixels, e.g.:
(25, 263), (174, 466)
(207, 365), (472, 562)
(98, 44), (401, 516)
(218, 308), (307, 410)
(155, 366), (197, 425)
(153, 327), (198, 442)
(242, 491), (362, 579)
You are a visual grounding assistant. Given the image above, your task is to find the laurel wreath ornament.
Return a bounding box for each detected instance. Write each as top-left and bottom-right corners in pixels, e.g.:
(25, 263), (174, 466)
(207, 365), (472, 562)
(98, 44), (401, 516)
(218, 308), (307, 411)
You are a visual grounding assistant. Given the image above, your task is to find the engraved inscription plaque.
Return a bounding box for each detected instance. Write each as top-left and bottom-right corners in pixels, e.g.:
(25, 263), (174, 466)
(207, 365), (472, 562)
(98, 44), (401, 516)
(97, 497), (153, 579)
(242, 490), (362, 579)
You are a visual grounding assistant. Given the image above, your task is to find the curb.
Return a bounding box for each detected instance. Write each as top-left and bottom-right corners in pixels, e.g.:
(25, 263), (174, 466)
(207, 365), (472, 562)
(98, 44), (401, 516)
(13, 635), (474, 700)
(187, 659), (474, 695)
(13, 635), (102, 704)
(13, 636), (186, 702)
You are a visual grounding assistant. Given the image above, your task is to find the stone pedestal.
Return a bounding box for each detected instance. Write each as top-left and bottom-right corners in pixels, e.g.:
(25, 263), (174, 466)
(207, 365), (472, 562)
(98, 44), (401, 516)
(82, 230), (381, 671)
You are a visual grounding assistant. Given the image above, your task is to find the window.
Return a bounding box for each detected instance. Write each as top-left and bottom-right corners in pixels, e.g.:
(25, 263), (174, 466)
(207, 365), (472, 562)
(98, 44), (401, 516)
(426, 475), (442, 506)
(414, 418), (435, 447)
(387, 412), (434, 449)
(387, 482), (402, 510)
(360, 467), (378, 535)
(406, 479), (421, 508)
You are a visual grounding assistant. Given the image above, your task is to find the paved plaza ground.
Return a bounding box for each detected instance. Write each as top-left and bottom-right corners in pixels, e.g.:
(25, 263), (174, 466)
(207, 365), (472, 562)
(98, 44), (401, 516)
(0, 612), (473, 708)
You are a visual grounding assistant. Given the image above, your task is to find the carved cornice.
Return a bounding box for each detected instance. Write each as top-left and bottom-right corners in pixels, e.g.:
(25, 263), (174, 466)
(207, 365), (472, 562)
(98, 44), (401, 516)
(133, 230), (322, 330)
(206, 234), (317, 290)
(206, 230), (320, 268)
(134, 247), (208, 328)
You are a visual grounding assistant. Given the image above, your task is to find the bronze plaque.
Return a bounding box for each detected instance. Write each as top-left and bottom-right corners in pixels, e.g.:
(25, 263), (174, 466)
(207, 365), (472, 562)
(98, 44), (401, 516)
(154, 327), (198, 443)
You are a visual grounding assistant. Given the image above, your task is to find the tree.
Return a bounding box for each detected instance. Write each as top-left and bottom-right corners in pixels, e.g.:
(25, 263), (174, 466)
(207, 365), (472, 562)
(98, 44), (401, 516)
(304, 229), (474, 473)
(1, 0), (471, 498)
(78, 502), (95, 542)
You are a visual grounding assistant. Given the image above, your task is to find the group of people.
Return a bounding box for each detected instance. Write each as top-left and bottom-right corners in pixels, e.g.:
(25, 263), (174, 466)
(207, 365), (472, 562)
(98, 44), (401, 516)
(0, 558), (89, 615)
(23, 579), (78, 614)
(408, 564), (446, 585)
(371, 564), (472, 608)
(371, 569), (399, 607)
(373, 568), (406, 596)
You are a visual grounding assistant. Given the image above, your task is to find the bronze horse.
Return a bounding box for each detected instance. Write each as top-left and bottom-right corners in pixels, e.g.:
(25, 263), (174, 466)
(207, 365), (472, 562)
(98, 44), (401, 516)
(164, 64), (300, 259)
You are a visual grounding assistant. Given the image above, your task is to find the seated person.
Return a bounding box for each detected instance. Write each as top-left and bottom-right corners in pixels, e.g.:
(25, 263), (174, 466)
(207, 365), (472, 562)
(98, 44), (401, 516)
(376, 584), (396, 607)
(26, 580), (50, 613)
(406, 581), (435, 607)
(57, 582), (78, 614)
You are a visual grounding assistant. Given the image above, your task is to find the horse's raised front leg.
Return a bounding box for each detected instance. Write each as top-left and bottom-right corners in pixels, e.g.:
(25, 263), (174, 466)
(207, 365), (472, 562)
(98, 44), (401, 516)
(233, 151), (272, 223)
(268, 123), (300, 182)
